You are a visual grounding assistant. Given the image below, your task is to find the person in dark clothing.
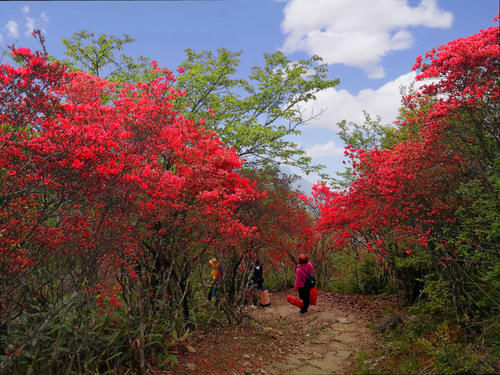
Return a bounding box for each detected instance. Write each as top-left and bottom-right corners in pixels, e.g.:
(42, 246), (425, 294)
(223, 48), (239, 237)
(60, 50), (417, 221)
(252, 259), (264, 290)
(251, 259), (264, 306)
(294, 254), (314, 314)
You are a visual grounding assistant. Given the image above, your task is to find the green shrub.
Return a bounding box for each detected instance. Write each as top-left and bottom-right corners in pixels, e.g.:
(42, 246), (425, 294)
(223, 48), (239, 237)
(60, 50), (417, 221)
(325, 250), (394, 294)
(416, 322), (492, 374)
(1, 298), (129, 374)
(355, 311), (498, 375)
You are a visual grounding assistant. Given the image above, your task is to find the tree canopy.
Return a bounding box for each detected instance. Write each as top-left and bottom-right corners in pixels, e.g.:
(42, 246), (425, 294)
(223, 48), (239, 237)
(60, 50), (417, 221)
(58, 30), (339, 176)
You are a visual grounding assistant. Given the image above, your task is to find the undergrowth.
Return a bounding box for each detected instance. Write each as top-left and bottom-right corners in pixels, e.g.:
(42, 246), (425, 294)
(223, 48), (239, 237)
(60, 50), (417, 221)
(354, 305), (499, 375)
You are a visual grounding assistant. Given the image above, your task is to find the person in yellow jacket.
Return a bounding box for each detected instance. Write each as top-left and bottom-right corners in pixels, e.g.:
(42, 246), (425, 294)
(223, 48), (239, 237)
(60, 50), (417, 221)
(208, 258), (221, 301)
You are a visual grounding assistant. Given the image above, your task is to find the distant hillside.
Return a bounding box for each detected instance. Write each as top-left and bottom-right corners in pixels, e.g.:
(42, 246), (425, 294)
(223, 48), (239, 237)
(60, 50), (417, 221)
(279, 166), (315, 196)
(292, 175), (315, 196)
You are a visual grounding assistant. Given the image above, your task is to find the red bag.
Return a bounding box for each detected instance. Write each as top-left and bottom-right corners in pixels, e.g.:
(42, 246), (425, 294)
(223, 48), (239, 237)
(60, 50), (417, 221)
(309, 288), (318, 305)
(287, 295), (304, 308)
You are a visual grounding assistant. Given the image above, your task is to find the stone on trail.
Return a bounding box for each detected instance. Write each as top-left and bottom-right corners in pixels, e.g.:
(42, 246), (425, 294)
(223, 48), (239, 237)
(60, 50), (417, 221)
(374, 314), (403, 332)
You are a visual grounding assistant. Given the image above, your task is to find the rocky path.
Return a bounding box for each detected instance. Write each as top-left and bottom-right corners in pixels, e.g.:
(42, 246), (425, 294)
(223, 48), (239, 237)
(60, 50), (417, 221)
(249, 291), (376, 375)
(172, 290), (395, 375)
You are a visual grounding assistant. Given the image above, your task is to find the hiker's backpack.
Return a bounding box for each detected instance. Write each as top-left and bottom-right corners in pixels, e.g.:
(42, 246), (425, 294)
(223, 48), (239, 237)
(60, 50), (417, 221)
(305, 272), (315, 290)
(215, 265), (225, 287)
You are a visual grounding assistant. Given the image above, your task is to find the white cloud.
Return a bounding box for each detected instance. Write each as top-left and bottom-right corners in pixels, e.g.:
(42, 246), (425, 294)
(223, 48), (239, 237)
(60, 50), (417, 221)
(305, 140), (345, 158)
(303, 71), (421, 131)
(2, 12), (48, 41)
(23, 12), (49, 37)
(5, 20), (19, 38)
(24, 17), (35, 37)
(0, 33), (3, 46)
(40, 12), (49, 23)
(281, 0), (453, 78)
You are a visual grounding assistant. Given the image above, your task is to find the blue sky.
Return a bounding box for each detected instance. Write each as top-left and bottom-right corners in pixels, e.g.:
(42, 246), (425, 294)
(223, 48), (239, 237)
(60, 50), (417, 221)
(1, 0), (498, 183)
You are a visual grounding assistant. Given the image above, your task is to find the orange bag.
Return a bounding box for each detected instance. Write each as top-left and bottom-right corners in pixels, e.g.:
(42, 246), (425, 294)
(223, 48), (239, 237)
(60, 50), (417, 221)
(259, 289), (271, 307)
(309, 288), (318, 305)
(287, 295), (304, 308)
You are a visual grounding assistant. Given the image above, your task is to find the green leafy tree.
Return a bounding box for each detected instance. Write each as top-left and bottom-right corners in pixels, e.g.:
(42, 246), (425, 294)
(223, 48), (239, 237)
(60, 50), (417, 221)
(175, 48), (338, 174)
(59, 30), (154, 82)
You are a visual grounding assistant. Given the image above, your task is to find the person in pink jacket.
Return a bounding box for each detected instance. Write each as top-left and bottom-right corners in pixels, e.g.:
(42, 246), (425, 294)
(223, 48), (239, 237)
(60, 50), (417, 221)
(294, 254), (314, 314)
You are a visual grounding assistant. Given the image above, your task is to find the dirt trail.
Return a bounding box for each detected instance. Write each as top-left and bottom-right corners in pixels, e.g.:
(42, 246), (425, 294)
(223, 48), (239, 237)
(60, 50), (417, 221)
(173, 290), (393, 375)
(247, 291), (375, 375)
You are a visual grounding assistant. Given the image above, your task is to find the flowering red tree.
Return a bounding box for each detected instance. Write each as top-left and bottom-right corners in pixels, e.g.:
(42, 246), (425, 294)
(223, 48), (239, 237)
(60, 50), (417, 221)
(314, 20), (499, 309)
(0, 35), (261, 372)
(235, 168), (314, 290)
